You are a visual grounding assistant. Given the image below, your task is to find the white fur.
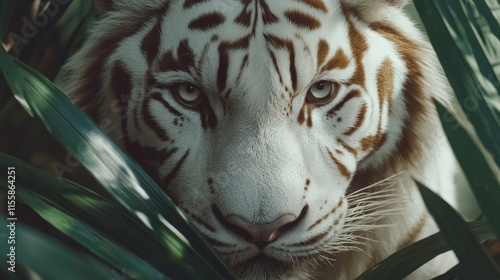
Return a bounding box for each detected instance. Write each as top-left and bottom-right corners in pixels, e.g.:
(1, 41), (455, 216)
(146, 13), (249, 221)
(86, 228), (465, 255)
(62, 0), (459, 279)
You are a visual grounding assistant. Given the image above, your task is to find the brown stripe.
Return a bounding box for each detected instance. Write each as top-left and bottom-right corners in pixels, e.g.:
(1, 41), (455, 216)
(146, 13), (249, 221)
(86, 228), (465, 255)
(377, 58), (394, 114)
(360, 132), (386, 151)
(296, 0), (328, 13)
(269, 50), (285, 89)
(307, 198), (343, 231)
(343, 7), (368, 88)
(337, 138), (358, 157)
(344, 103), (367, 136)
(188, 13), (225, 31)
(322, 48), (350, 71)
(284, 10), (321, 30)
(264, 34), (298, 91)
(260, 0), (279, 24)
(327, 148), (351, 179)
(298, 104), (313, 127)
(398, 214), (427, 248)
(370, 23), (430, 166)
(327, 89), (361, 116)
(317, 39), (329, 67)
(296, 226), (332, 246)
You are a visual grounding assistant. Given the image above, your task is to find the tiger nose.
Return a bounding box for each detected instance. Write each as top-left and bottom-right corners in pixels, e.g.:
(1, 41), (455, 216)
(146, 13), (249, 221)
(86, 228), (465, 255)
(219, 206), (308, 248)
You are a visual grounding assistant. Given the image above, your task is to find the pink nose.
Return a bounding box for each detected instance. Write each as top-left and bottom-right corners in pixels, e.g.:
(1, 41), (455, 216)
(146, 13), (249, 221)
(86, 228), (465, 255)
(215, 206), (308, 248)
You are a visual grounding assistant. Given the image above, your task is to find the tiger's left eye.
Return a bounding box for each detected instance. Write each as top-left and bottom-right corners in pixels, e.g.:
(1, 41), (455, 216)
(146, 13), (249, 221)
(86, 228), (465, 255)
(173, 83), (204, 106)
(306, 81), (339, 104)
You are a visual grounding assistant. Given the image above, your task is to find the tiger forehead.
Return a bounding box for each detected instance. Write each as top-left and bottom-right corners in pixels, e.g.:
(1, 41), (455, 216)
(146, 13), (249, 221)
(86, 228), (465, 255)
(146, 0), (350, 94)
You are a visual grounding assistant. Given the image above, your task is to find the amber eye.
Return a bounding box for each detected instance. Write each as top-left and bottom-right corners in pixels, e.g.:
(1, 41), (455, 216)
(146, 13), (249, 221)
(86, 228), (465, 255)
(306, 81), (339, 104)
(173, 83), (204, 106)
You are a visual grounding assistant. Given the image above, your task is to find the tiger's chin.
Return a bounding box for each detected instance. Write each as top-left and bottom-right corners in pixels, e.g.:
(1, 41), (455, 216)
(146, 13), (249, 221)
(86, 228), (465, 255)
(229, 253), (316, 280)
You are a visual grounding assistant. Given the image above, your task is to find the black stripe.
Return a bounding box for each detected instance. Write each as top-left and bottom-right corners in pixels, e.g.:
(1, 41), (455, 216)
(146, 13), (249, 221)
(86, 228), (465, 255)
(183, 0), (208, 9)
(142, 96), (170, 141)
(189, 13), (225, 31)
(150, 92), (182, 117)
(217, 36), (250, 91)
(162, 150), (190, 188)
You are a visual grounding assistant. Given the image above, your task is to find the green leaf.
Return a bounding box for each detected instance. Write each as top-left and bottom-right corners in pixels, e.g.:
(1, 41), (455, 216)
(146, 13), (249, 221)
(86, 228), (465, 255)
(0, 153), (183, 279)
(417, 181), (500, 279)
(431, 264), (462, 280)
(0, 43), (234, 278)
(0, 219), (117, 280)
(414, 0), (500, 166)
(435, 101), (500, 238)
(355, 220), (495, 280)
(5, 0), (73, 63)
(0, 46), (34, 116)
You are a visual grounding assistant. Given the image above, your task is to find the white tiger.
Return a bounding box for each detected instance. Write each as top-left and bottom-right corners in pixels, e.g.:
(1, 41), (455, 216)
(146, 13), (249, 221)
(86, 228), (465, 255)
(62, 0), (459, 279)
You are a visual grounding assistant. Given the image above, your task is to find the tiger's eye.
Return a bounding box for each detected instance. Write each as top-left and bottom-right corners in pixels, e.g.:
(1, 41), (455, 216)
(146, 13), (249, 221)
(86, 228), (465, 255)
(306, 81), (339, 104)
(174, 83), (204, 106)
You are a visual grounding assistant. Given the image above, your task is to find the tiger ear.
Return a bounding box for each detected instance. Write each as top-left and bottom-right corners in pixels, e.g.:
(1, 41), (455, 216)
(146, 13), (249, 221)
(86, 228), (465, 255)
(93, 0), (115, 16)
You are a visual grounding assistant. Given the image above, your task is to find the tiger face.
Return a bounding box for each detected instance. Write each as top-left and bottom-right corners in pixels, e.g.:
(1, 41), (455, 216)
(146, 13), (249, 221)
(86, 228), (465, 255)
(64, 0), (455, 279)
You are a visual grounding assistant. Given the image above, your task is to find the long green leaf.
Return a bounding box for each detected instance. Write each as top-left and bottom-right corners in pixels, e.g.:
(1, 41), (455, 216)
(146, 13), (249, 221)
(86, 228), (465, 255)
(0, 153), (186, 279)
(0, 42), (234, 278)
(356, 220), (495, 280)
(6, 0), (73, 62)
(417, 181), (500, 279)
(0, 0), (15, 109)
(0, 220), (116, 280)
(435, 102), (500, 238)
(431, 264), (462, 280)
(414, 0), (500, 166)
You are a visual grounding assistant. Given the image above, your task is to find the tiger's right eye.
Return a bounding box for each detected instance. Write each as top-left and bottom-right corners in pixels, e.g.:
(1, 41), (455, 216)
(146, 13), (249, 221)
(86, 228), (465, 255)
(306, 81), (339, 105)
(172, 83), (205, 107)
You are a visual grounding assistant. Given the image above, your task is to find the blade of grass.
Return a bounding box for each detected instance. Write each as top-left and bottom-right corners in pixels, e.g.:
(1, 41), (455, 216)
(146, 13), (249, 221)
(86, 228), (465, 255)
(436, 101), (500, 238)
(414, 0), (500, 166)
(356, 220), (495, 280)
(431, 264), (461, 280)
(0, 152), (190, 279)
(0, 0), (16, 110)
(417, 181), (500, 279)
(0, 42), (235, 278)
(0, 48), (33, 116)
(15, 0), (73, 63)
(0, 219), (118, 280)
